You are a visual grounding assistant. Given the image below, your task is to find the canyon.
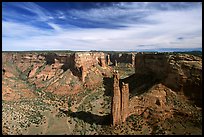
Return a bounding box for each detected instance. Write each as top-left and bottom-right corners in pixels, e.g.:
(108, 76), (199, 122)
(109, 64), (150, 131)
(2, 51), (202, 135)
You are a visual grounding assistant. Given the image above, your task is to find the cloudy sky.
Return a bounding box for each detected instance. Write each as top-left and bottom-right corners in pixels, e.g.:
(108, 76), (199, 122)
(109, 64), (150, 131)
(2, 2), (202, 51)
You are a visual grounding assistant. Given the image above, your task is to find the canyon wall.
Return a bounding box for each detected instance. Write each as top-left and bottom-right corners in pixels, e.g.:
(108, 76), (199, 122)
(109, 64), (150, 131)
(109, 52), (136, 66)
(135, 53), (169, 79)
(3, 52), (111, 95)
(135, 53), (202, 106)
(72, 52), (107, 82)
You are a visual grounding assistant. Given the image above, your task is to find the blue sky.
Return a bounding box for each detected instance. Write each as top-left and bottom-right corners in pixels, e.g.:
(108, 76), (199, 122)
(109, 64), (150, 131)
(2, 2), (202, 51)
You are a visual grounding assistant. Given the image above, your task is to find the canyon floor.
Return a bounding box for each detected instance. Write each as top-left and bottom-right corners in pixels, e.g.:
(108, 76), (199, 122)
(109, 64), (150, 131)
(2, 51), (202, 135)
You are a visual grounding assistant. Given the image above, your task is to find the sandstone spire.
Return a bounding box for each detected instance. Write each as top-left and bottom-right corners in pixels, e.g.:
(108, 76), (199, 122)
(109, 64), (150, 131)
(121, 82), (129, 123)
(81, 66), (86, 83)
(99, 56), (106, 68)
(107, 54), (111, 65)
(115, 60), (118, 67)
(112, 71), (130, 126)
(131, 53), (135, 67)
(112, 70), (121, 126)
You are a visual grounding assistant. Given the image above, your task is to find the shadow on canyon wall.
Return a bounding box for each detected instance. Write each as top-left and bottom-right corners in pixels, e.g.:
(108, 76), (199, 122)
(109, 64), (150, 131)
(43, 53), (58, 65)
(43, 53), (82, 78)
(103, 77), (114, 97)
(121, 73), (162, 98)
(60, 109), (112, 126)
(102, 73), (162, 99)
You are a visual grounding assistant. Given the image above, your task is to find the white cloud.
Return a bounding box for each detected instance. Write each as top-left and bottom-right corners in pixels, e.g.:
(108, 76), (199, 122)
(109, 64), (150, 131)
(2, 21), (53, 37)
(47, 22), (63, 32)
(2, 2), (202, 51)
(10, 2), (52, 22)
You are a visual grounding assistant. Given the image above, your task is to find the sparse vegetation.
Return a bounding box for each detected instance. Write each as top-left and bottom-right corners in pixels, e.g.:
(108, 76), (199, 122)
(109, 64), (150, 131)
(2, 51), (202, 135)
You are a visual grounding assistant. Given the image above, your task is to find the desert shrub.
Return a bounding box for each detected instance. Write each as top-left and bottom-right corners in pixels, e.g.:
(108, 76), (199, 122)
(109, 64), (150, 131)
(45, 92), (56, 101)
(19, 73), (27, 81)
(28, 111), (43, 125)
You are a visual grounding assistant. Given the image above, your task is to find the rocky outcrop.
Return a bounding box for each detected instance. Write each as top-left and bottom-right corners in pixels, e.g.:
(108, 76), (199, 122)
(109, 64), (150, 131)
(129, 84), (175, 121)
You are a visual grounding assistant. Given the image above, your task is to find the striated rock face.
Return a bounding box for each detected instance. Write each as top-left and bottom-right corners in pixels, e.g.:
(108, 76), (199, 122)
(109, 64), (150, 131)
(135, 53), (202, 106)
(112, 70), (121, 126)
(121, 82), (129, 123)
